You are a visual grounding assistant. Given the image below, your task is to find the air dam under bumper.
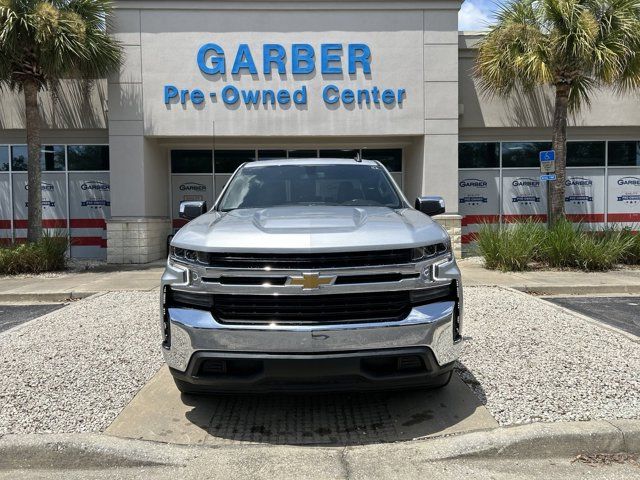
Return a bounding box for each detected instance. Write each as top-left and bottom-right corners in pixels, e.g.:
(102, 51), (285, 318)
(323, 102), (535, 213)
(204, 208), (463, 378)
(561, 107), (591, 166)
(163, 300), (461, 390)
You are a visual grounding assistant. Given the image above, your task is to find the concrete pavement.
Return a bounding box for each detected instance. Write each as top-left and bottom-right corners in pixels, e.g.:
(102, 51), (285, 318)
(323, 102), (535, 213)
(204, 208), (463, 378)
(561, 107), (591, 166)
(106, 367), (497, 445)
(458, 258), (640, 294)
(3, 421), (640, 479)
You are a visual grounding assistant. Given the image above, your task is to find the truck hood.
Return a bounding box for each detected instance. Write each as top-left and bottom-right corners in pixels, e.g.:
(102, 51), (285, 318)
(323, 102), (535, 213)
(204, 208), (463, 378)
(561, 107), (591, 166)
(171, 206), (449, 252)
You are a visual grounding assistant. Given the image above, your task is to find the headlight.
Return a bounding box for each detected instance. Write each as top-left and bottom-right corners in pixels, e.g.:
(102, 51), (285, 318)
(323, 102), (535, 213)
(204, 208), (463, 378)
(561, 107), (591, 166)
(169, 246), (209, 265)
(411, 241), (450, 262)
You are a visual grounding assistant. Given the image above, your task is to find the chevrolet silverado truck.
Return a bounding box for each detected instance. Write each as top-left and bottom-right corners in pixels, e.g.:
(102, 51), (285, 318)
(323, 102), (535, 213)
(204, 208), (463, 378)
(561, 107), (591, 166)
(161, 158), (462, 393)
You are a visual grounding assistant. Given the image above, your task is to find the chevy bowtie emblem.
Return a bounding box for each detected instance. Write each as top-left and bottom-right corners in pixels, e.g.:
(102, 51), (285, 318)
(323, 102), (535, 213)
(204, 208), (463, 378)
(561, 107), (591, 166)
(288, 273), (336, 289)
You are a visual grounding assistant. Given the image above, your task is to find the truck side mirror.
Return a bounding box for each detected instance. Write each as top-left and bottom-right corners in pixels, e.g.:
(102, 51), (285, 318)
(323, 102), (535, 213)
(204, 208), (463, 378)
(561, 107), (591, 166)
(415, 196), (445, 216)
(179, 200), (207, 220)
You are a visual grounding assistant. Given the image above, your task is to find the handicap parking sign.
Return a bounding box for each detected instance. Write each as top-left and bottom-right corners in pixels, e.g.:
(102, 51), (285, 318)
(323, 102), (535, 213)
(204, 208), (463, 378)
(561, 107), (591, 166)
(539, 150), (555, 162)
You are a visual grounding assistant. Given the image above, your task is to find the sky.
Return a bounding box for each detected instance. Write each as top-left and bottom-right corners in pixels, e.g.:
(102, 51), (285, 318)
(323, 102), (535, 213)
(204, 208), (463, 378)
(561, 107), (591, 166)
(458, 0), (495, 31)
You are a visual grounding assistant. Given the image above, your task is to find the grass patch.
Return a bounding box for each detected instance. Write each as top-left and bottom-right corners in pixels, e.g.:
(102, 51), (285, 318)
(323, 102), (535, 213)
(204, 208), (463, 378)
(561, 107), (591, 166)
(0, 233), (68, 275)
(476, 218), (639, 272)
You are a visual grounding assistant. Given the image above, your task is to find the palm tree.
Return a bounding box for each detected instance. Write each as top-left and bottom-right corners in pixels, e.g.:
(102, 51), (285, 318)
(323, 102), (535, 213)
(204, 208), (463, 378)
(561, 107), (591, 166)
(0, 0), (121, 242)
(474, 0), (640, 225)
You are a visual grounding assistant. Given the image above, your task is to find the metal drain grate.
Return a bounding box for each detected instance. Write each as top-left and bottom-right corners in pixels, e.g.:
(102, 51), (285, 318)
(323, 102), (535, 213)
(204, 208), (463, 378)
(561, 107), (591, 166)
(205, 393), (398, 445)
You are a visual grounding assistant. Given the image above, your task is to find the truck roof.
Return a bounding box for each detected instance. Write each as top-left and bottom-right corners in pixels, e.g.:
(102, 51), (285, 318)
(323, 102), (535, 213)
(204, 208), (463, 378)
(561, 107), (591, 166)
(242, 158), (379, 168)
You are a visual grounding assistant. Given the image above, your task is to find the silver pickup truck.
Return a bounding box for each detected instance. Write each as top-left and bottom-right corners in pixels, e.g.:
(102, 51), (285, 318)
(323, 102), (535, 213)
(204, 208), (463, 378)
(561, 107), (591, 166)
(161, 158), (462, 393)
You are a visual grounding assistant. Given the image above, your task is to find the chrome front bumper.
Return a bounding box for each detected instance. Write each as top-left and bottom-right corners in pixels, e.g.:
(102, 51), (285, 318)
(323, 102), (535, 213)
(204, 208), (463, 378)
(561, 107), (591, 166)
(160, 257), (463, 375)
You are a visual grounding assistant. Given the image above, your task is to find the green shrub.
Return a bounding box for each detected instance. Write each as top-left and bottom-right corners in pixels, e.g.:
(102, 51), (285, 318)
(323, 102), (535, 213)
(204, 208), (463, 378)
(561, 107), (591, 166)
(574, 228), (633, 271)
(542, 217), (582, 268)
(620, 227), (640, 265)
(0, 233), (67, 275)
(476, 220), (545, 271)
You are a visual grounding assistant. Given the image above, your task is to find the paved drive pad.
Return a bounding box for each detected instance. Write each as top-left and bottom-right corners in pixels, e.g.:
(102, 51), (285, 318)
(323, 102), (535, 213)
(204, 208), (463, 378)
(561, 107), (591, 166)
(546, 296), (640, 337)
(0, 303), (65, 334)
(107, 366), (497, 445)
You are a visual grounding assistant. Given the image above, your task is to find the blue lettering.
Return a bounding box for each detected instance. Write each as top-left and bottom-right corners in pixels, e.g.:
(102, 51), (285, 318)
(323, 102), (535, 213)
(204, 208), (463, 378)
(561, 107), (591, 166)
(197, 43), (225, 75)
(241, 89), (261, 105)
(357, 89), (370, 104)
(263, 44), (286, 74)
(262, 89), (276, 105)
(277, 89), (290, 104)
(341, 88), (354, 104)
(164, 85), (178, 104)
(231, 44), (258, 74)
(321, 44), (343, 74)
(397, 88), (406, 104)
(348, 44), (371, 74)
(222, 85), (239, 104)
(293, 86), (307, 104)
(191, 89), (205, 105)
(323, 84), (340, 104)
(382, 89), (395, 105)
(292, 44), (315, 74)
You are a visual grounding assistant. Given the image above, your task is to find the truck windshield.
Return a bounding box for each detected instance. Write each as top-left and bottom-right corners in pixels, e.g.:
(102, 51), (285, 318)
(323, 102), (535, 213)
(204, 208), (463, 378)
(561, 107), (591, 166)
(218, 163), (404, 211)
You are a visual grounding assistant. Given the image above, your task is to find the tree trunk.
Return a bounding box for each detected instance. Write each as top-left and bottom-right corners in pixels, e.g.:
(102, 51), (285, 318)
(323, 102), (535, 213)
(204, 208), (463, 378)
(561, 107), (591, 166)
(549, 83), (569, 226)
(24, 79), (42, 243)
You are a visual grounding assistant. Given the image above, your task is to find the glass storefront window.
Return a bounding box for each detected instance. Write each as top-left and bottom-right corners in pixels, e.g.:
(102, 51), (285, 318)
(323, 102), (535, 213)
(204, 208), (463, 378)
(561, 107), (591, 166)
(67, 145), (109, 171)
(608, 141), (640, 166)
(501, 142), (551, 168)
(171, 150), (212, 173)
(459, 143), (499, 168)
(0, 146), (8, 171)
(288, 150), (318, 158)
(567, 141), (605, 167)
(257, 150), (287, 160)
(362, 148), (402, 172)
(319, 149), (358, 159)
(11, 145), (65, 171)
(214, 150), (255, 173)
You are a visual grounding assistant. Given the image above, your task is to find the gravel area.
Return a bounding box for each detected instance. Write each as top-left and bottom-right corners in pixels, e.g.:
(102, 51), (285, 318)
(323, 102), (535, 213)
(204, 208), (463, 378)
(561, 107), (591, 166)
(0, 291), (163, 434)
(458, 286), (640, 426)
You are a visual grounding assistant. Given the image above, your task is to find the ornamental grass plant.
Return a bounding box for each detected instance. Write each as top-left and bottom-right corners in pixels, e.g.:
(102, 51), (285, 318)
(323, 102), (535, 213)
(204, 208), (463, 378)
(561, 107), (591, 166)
(0, 231), (67, 275)
(476, 218), (639, 272)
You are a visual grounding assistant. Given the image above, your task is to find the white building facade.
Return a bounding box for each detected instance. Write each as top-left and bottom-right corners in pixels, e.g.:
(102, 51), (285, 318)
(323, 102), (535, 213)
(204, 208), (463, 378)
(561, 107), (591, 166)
(0, 0), (638, 261)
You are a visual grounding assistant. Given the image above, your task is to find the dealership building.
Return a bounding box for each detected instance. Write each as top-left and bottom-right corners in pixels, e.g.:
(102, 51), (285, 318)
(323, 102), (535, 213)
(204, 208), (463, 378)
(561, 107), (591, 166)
(1, 0), (639, 262)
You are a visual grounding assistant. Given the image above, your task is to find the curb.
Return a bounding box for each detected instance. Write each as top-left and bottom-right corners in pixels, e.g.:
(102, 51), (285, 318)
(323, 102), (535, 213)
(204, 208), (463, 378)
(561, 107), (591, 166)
(513, 285), (640, 296)
(0, 292), (98, 303)
(1, 420), (639, 470)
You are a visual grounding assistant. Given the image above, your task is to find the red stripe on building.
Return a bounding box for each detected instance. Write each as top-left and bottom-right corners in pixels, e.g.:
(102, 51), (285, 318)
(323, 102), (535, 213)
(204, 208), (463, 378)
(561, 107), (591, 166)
(173, 218), (188, 228)
(70, 219), (107, 229)
(13, 219), (68, 229)
(71, 237), (107, 247)
(502, 214), (547, 223)
(608, 213), (640, 223)
(565, 213), (605, 223)
(0, 220), (11, 229)
(462, 232), (479, 244)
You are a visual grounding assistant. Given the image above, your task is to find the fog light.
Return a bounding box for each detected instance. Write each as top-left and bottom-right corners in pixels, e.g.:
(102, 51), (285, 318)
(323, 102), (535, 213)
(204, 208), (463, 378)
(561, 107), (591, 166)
(191, 270), (199, 282)
(420, 265), (433, 283)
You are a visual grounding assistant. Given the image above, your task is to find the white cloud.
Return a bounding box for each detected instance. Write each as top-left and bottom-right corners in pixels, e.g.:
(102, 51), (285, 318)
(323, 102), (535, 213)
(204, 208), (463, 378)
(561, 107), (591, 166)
(459, 0), (492, 31)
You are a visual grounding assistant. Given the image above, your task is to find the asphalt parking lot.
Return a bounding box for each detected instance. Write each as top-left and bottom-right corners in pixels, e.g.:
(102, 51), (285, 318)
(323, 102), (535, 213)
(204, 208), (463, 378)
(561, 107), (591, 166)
(545, 296), (640, 337)
(0, 303), (65, 334)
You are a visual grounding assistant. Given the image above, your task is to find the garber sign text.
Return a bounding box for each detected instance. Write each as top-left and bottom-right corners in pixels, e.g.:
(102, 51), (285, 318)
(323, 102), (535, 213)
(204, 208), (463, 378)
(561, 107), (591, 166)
(163, 43), (406, 109)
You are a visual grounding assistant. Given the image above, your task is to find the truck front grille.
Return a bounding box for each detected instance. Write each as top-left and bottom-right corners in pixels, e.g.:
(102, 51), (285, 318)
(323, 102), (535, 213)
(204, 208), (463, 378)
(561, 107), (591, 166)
(212, 291), (412, 325)
(196, 249), (416, 269)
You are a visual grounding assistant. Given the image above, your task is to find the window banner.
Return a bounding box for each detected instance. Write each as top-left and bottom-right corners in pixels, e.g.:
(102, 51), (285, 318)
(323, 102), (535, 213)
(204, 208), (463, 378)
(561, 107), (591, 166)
(564, 168), (605, 228)
(12, 173), (67, 240)
(171, 175), (214, 232)
(0, 174), (10, 244)
(68, 172), (111, 259)
(607, 168), (640, 227)
(458, 170), (500, 246)
(501, 169), (548, 222)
